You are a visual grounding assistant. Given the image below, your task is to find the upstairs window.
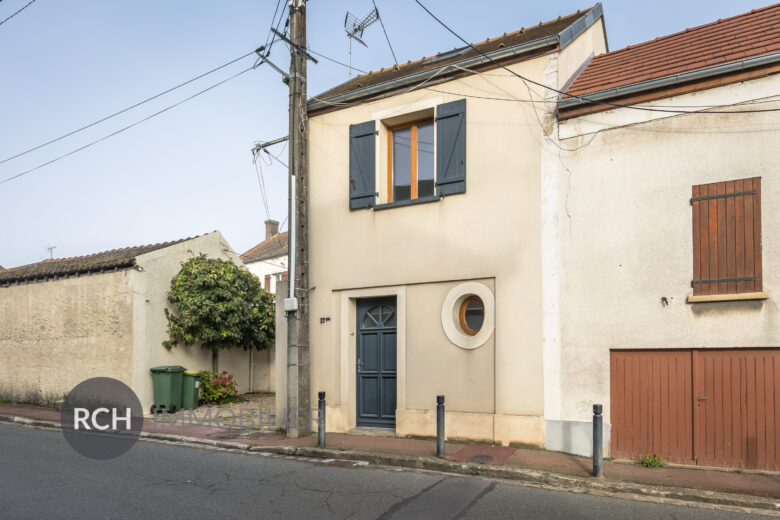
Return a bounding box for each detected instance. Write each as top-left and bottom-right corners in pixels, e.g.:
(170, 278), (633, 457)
(348, 99), (466, 210)
(691, 177), (762, 296)
(388, 120), (434, 203)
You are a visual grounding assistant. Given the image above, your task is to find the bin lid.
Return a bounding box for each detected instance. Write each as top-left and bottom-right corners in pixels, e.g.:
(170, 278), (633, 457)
(184, 370), (201, 375)
(150, 365), (185, 373)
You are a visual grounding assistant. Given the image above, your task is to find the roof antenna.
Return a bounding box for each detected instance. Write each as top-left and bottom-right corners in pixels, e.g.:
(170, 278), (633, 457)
(47, 245), (56, 259)
(344, 8), (379, 79)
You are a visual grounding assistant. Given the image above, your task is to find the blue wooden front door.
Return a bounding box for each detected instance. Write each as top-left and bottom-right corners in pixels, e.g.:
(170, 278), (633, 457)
(356, 298), (397, 428)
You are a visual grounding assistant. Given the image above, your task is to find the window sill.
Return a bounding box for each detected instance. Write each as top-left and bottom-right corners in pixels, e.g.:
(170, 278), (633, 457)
(687, 292), (769, 304)
(373, 195), (441, 211)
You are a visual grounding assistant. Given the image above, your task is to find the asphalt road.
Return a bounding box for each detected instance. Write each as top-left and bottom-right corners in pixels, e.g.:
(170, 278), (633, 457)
(0, 423), (766, 519)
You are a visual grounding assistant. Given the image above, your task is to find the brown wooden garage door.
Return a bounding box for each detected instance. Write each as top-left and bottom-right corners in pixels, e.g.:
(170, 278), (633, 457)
(610, 349), (779, 470)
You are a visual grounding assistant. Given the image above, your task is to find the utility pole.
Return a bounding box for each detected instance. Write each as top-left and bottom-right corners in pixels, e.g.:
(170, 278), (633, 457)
(285, 0), (310, 438)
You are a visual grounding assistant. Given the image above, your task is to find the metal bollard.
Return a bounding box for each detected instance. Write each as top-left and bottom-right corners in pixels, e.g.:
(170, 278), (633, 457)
(317, 391), (326, 448)
(592, 404), (603, 477)
(436, 395), (445, 457)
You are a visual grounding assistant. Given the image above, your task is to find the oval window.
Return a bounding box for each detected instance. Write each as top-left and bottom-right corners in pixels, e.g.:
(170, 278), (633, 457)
(459, 295), (484, 336)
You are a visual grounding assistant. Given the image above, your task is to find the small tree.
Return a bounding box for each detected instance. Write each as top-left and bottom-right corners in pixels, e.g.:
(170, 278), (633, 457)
(163, 255), (274, 372)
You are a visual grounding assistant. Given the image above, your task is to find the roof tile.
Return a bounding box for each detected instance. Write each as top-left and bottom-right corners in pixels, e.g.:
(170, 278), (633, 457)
(0, 236), (198, 285)
(240, 232), (288, 264)
(313, 6), (594, 104)
(566, 3), (780, 97)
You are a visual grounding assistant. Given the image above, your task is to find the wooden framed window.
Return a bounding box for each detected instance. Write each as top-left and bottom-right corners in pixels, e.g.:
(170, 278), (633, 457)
(348, 99), (465, 210)
(691, 177), (762, 296)
(387, 119), (434, 203)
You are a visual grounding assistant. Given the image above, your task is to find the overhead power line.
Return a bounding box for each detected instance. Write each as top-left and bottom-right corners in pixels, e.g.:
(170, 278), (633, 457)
(0, 0), (35, 27)
(0, 67), (255, 185)
(0, 49), (259, 166)
(372, 0), (398, 65)
(307, 46), (367, 74)
(413, 0), (780, 115)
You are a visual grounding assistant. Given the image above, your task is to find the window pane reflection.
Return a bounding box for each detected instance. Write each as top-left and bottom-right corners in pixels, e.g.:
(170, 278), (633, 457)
(393, 127), (412, 202)
(417, 122), (434, 198)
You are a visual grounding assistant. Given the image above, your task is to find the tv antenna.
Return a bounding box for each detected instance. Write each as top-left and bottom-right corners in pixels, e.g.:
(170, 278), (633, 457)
(344, 8), (379, 78)
(47, 245), (56, 259)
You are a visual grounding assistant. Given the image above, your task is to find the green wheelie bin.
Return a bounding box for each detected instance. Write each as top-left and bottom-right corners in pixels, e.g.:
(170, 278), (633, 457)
(182, 371), (201, 410)
(150, 365), (185, 414)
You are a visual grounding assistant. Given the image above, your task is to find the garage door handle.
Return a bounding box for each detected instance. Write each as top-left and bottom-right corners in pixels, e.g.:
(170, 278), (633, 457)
(697, 396), (708, 401)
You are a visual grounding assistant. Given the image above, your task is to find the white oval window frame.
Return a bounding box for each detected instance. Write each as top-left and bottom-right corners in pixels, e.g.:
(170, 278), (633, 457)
(441, 282), (495, 350)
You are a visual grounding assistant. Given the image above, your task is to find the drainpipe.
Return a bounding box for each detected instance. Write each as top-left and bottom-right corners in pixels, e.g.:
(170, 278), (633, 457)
(249, 350), (254, 393)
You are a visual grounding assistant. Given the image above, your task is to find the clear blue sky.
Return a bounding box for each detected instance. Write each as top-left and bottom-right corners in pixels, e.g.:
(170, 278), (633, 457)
(0, 0), (766, 267)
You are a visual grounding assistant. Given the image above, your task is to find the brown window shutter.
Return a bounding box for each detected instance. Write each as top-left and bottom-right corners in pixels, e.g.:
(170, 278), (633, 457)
(281, 270), (288, 281)
(691, 177), (761, 296)
(264, 274), (271, 292)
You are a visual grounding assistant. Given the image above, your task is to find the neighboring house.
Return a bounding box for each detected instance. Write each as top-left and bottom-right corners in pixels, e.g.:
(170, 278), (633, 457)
(0, 231), (272, 411)
(294, 6), (608, 445)
(545, 5), (780, 470)
(241, 219), (288, 294)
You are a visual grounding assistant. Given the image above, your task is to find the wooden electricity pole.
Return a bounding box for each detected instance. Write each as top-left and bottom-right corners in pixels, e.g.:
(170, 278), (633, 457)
(286, 0), (310, 438)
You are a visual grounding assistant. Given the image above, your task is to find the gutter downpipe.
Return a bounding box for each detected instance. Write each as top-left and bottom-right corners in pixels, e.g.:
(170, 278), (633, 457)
(557, 51), (780, 111)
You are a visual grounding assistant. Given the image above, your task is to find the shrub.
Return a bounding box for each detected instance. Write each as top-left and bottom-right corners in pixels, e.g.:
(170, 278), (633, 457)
(636, 454), (668, 468)
(163, 255), (275, 372)
(200, 370), (239, 403)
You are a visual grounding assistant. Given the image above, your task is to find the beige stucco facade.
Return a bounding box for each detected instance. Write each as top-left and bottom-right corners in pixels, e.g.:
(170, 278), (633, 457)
(542, 74), (780, 455)
(0, 231), (270, 411)
(300, 22), (606, 445)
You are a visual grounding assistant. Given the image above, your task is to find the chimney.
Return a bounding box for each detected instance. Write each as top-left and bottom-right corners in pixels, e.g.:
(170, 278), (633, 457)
(265, 219), (280, 240)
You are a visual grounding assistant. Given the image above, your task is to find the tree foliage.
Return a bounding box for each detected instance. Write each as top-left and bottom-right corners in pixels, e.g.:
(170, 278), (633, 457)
(163, 255), (274, 357)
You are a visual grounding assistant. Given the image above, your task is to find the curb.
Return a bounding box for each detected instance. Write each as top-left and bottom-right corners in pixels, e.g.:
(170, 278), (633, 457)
(2, 414), (778, 514)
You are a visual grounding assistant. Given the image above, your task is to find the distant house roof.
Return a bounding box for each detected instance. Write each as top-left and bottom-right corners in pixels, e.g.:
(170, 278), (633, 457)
(310, 5), (600, 112)
(240, 232), (288, 264)
(0, 237), (197, 285)
(564, 4), (780, 99)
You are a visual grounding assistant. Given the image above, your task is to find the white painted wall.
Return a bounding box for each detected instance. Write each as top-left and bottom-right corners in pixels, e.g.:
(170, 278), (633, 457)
(244, 255), (286, 294)
(543, 74), (780, 455)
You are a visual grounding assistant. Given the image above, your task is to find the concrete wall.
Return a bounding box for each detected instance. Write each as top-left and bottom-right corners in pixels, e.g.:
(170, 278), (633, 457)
(305, 23), (603, 445)
(131, 231), (261, 410)
(0, 270), (134, 403)
(545, 74), (780, 455)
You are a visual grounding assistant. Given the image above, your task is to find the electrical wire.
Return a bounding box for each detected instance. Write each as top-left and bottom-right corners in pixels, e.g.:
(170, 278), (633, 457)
(252, 152), (272, 220)
(307, 47), (367, 74)
(0, 67), (255, 185)
(413, 0), (780, 115)
(0, 0), (35, 27)
(0, 50), (258, 165)
(307, 61), (456, 108)
(372, 0), (398, 65)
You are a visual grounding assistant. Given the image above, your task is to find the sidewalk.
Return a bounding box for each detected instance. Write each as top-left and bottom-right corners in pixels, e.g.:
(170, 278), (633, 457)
(2, 403), (779, 512)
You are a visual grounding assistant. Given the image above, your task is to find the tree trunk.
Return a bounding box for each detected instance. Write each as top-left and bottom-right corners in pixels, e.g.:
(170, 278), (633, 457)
(212, 350), (219, 373)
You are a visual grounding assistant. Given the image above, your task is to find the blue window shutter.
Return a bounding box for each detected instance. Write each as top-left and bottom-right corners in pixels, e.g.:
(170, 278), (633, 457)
(435, 99), (466, 196)
(349, 120), (376, 209)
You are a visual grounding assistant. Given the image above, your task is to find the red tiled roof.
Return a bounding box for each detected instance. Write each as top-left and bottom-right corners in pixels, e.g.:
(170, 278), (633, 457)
(240, 232), (288, 264)
(0, 237), (198, 285)
(566, 3), (780, 97)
